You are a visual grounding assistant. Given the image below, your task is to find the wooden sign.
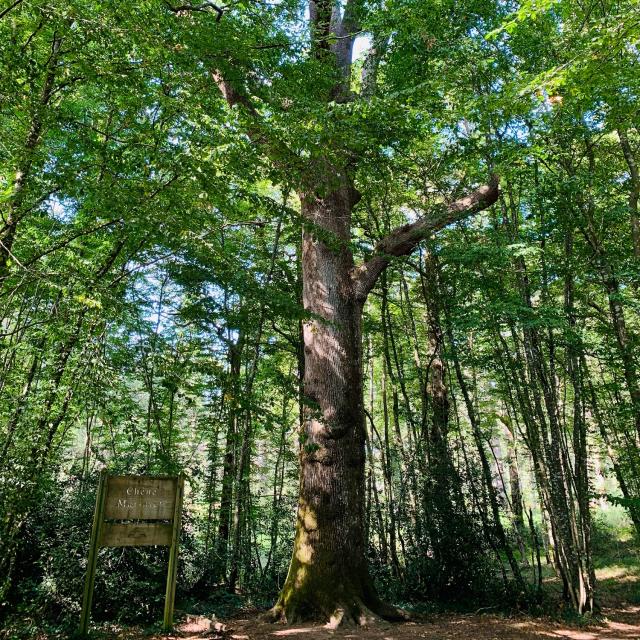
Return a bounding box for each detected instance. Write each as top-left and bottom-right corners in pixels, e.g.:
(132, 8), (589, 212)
(79, 472), (184, 636)
(101, 522), (174, 547)
(104, 476), (177, 521)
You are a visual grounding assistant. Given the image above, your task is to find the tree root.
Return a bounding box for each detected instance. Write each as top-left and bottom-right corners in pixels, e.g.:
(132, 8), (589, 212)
(265, 592), (411, 627)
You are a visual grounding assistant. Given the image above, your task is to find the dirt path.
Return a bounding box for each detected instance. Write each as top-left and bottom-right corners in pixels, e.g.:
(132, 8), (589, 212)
(165, 605), (640, 640)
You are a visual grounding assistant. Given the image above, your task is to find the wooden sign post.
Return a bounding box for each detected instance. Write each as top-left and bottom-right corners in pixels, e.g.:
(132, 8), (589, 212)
(78, 471), (184, 636)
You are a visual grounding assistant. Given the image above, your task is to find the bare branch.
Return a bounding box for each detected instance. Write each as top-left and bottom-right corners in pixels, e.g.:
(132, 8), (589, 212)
(352, 175), (500, 301)
(0, 0), (23, 21)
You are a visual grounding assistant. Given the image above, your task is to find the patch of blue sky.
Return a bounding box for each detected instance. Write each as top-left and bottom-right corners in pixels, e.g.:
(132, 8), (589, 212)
(125, 262), (181, 332)
(618, 86), (638, 102)
(380, 146), (396, 158)
(501, 117), (531, 144)
(46, 195), (77, 223)
(625, 43), (639, 62)
(353, 35), (371, 61)
(615, 171), (630, 185)
(583, 108), (606, 132)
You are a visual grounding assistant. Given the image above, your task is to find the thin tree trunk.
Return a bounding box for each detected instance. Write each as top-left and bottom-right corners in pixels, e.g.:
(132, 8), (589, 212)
(0, 32), (62, 280)
(215, 333), (243, 583)
(618, 129), (640, 258)
(501, 183), (595, 612)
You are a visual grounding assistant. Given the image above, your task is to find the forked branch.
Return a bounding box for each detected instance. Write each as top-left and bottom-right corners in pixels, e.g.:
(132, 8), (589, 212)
(352, 175), (500, 300)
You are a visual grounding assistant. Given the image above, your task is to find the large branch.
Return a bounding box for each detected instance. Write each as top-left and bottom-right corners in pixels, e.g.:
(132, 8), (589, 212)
(352, 175), (500, 301)
(211, 70), (260, 118)
(307, 0), (360, 101)
(212, 70), (302, 172)
(310, 0), (333, 56)
(169, 1), (290, 162)
(329, 0), (360, 98)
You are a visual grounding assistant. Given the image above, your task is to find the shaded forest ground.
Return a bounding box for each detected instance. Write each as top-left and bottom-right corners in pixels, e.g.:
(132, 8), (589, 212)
(11, 544), (636, 640)
(91, 601), (640, 640)
(196, 549), (640, 640)
(225, 605), (640, 640)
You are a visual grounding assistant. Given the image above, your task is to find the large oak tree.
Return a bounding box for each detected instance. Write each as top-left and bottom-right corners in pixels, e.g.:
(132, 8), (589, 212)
(196, 0), (500, 624)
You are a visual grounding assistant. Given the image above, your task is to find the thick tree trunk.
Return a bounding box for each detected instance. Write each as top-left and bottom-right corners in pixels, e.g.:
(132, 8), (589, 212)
(269, 183), (403, 625)
(211, 4), (498, 620)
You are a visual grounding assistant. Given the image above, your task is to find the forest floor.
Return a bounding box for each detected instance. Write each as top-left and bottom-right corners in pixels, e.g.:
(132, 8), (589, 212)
(110, 556), (640, 640)
(169, 601), (640, 640)
(6, 547), (638, 640)
(10, 603), (640, 640)
(230, 607), (640, 640)
(146, 603), (640, 640)
(118, 556), (640, 640)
